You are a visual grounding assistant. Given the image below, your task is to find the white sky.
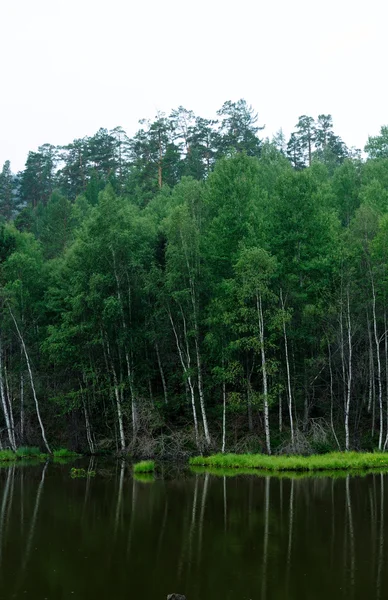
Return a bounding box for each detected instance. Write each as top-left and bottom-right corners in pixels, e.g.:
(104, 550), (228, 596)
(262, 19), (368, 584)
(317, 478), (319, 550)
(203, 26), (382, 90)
(1, 0), (388, 172)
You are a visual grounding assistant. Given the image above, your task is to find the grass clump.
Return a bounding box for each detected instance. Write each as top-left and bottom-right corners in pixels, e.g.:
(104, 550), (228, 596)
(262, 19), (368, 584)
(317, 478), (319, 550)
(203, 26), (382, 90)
(0, 450), (17, 461)
(16, 446), (43, 458)
(133, 460), (155, 473)
(189, 451), (388, 473)
(70, 467), (95, 478)
(53, 448), (80, 457)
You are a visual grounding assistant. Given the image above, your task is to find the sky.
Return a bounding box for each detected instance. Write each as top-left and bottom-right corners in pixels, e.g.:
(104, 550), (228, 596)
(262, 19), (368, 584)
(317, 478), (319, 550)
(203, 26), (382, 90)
(1, 0), (388, 172)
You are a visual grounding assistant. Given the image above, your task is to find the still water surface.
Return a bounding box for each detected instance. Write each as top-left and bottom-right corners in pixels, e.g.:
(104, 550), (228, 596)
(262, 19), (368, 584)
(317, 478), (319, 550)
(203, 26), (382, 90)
(0, 461), (386, 600)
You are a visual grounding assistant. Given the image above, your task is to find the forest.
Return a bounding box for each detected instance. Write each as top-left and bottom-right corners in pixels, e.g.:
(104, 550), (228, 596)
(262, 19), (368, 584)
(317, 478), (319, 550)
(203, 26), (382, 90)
(1, 99), (388, 457)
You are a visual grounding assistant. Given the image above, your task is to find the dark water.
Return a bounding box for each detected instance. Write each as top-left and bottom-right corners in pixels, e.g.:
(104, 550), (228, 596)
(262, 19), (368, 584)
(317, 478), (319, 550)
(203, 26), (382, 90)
(0, 461), (387, 600)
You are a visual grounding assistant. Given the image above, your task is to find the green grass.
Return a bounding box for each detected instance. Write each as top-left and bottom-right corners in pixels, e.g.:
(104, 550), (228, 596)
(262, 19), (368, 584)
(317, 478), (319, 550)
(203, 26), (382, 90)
(16, 446), (44, 458)
(53, 448), (80, 457)
(0, 450), (17, 461)
(133, 460), (155, 473)
(189, 451), (388, 473)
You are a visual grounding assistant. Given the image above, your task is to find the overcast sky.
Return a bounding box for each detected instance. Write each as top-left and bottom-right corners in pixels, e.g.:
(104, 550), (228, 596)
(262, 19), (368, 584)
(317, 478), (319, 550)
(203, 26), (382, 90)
(1, 0), (387, 172)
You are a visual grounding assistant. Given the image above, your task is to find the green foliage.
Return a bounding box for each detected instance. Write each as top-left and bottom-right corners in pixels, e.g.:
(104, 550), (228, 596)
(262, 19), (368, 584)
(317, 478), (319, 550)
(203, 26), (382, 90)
(3, 105), (388, 458)
(0, 450), (17, 461)
(15, 446), (42, 457)
(133, 460), (155, 473)
(53, 448), (80, 457)
(190, 452), (388, 472)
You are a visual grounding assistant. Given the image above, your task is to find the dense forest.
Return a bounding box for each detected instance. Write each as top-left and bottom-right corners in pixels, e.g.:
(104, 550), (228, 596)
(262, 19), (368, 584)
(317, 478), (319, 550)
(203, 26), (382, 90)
(1, 99), (388, 457)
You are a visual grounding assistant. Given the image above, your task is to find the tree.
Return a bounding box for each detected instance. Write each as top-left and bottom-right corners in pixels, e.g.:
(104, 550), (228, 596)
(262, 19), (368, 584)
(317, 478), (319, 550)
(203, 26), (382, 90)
(19, 145), (58, 208)
(365, 126), (388, 159)
(0, 161), (16, 221)
(233, 247), (278, 454)
(216, 99), (263, 157)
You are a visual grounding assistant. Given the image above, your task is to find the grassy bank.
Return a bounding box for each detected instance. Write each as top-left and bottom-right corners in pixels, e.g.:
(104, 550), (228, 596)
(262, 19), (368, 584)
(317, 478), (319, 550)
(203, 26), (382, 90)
(189, 452), (388, 472)
(0, 447), (81, 463)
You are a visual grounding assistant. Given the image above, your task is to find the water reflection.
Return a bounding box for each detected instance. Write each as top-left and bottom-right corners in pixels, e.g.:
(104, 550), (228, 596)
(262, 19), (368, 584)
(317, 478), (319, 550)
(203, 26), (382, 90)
(0, 464), (387, 600)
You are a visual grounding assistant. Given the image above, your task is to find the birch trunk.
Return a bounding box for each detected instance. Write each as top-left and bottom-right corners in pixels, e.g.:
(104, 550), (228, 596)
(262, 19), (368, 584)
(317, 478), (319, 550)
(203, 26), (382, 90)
(327, 340), (340, 450)
(111, 249), (137, 437)
(222, 379), (226, 453)
(345, 289), (352, 452)
(4, 365), (15, 449)
(280, 289), (294, 448)
(155, 342), (168, 404)
(105, 338), (125, 452)
(371, 277), (383, 449)
(168, 309), (199, 446)
(257, 292), (271, 455)
(82, 394), (95, 454)
(0, 337), (16, 451)
(8, 307), (50, 454)
(20, 372), (24, 445)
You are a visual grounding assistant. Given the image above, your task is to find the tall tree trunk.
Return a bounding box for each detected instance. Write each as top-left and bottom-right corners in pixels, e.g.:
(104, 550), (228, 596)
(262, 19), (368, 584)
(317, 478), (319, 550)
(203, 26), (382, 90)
(345, 289), (352, 452)
(327, 340), (340, 450)
(189, 277), (210, 445)
(8, 308), (50, 454)
(222, 378), (226, 454)
(280, 289), (294, 449)
(168, 309), (199, 446)
(194, 335), (210, 445)
(81, 384), (95, 455)
(0, 337), (16, 451)
(155, 342), (168, 404)
(371, 277), (383, 449)
(257, 292), (271, 455)
(111, 249), (137, 437)
(105, 337), (125, 452)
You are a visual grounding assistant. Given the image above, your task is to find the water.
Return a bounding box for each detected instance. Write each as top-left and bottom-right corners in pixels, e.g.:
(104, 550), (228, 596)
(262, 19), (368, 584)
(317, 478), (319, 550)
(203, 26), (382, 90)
(0, 461), (386, 600)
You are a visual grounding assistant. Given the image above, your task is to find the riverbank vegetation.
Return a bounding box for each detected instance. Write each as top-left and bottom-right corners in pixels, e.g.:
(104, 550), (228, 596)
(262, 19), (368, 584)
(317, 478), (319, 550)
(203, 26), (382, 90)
(1, 101), (388, 456)
(190, 452), (388, 472)
(133, 460), (155, 473)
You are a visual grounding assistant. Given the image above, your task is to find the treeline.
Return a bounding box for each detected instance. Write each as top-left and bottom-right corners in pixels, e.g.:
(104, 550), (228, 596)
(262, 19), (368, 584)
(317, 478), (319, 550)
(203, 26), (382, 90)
(1, 100), (388, 456)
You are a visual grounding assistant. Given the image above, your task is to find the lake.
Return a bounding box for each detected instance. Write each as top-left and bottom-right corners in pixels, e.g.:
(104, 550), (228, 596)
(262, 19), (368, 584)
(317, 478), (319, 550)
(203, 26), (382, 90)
(0, 460), (386, 600)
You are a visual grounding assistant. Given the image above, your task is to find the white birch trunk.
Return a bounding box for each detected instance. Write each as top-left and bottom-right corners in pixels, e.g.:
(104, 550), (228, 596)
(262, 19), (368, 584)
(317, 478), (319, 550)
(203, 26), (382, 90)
(327, 340), (341, 450)
(222, 379), (226, 453)
(0, 338), (16, 451)
(82, 395), (95, 454)
(168, 309), (199, 445)
(345, 289), (352, 452)
(280, 289), (294, 448)
(4, 365), (15, 450)
(371, 277), (383, 449)
(257, 292), (271, 455)
(8, 308), (50, 454)
(155, 342), (168, 404)
(111, 249), (137, 437)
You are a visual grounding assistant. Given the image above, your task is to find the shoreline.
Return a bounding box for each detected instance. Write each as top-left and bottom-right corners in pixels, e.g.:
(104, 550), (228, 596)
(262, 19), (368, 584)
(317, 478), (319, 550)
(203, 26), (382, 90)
(189, 451), (388, 473)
